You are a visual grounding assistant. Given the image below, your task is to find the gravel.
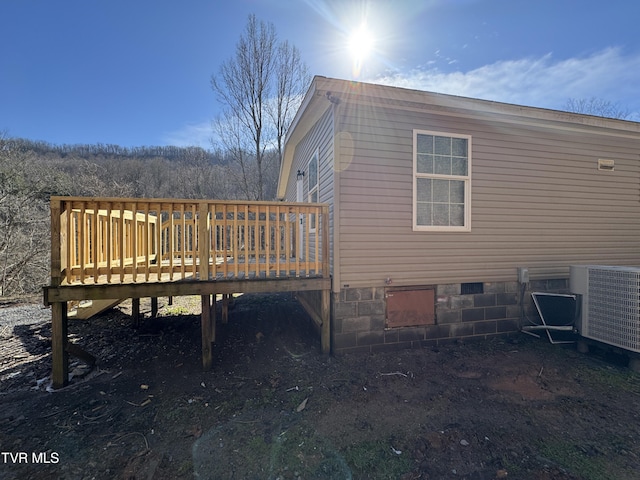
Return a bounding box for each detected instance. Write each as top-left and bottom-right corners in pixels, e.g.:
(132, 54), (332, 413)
(0, 304), (51, 328)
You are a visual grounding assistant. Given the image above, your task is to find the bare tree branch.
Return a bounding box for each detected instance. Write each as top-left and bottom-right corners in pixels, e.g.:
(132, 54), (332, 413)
(563, 97), (631, 120)
(210, 15), (309, 200)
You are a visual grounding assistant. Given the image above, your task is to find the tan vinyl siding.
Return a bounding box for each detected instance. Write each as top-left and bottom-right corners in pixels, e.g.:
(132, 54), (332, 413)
(284, 108), (335, 274)
(336, 101), (640, 288)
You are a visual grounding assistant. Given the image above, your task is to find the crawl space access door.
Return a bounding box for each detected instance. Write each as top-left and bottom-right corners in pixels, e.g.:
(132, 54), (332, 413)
(386, 287), (435, 328)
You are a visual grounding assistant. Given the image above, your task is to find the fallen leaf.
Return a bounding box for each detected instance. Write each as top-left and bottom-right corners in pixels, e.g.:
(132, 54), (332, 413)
(185, 425), (202, 438)
(296, 397), (308, 412)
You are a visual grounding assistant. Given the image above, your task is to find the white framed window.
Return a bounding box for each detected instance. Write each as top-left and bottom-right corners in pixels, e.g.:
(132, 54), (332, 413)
(308, 149), (319, 232)
(413, 130), (471, 231)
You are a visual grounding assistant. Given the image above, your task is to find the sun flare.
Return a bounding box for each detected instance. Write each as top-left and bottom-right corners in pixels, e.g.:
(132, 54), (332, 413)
(347, 23), (375, 78)
(348, 23), (375, 62)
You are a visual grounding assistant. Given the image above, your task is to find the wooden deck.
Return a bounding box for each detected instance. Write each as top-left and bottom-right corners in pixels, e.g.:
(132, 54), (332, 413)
(44, 197), (331, 389)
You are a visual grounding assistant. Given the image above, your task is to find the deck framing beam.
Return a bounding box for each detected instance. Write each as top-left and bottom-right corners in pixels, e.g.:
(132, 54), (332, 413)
(44, 277), (330, 303)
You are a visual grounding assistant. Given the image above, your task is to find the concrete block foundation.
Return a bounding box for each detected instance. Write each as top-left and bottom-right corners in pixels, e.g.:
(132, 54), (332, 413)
(331, 279), (569, 354)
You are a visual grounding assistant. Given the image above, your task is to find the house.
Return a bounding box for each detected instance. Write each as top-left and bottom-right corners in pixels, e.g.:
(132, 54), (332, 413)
(278, 76), (640, 354)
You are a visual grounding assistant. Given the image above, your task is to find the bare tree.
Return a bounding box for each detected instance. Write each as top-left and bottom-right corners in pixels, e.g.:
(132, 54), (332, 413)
(212, 112), (259, 200)
(563, 97), (631, 120)
(172, 147), (228, 199)
(0, 134), (53, 295)
(268, 40), (311, 163)
(210, 15), (309, 200)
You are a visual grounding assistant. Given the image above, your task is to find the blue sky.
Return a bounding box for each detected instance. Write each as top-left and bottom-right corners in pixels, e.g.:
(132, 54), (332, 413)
(2, 0), (639, 149)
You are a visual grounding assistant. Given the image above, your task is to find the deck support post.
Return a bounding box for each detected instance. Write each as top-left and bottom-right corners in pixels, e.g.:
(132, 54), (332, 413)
(210, 294), (217, 343)
(132, 298), (141, 327)
(201, 294), (215, 370)
(321, 289), (331, 354)
(51, 302), (68, 389)
(222, 294), (230, 324)
(151, 297), (158, 318)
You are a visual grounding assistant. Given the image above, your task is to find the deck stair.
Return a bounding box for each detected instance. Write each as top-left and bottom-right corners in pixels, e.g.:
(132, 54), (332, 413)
(68, 299), (124, 320)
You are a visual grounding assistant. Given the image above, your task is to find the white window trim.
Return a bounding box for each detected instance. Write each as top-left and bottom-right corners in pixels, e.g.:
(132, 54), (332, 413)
(413, 129), (472, 232)
(308, 149), (319, 233)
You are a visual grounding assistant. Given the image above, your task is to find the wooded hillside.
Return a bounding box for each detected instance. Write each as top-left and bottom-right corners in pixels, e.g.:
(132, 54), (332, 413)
(0, 136), (280, 296)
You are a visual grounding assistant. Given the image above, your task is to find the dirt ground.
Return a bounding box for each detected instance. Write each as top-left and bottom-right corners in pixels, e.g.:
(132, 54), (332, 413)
(1, 293), (640, 480)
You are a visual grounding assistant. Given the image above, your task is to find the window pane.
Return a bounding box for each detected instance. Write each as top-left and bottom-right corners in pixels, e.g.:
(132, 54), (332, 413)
(451, 204), (465, 226)
(433, 204), (450, 226)
(451, 157), (467, 176)
(310, 190), (318, 202)
(433, 179), (450, 202)
(414, 132), (470, 229)
(434, 136), (451, 155)
(417, 154), (433, 174)
(416, 178), (432, 201)
(308, 156), (318, 189)
(416, 202), (432, 225)
(452, 137), (467, 157)
(450, 180), (465, 203)
(434, 156), (451, 175)
(417, 134), (433, 154)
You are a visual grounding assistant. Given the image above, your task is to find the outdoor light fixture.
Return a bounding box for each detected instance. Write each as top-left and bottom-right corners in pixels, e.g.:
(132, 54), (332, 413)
(297, 170), (305, 179)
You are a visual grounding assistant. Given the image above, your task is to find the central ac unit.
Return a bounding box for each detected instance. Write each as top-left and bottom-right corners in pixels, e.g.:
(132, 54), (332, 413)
(570, 265), (640, 354)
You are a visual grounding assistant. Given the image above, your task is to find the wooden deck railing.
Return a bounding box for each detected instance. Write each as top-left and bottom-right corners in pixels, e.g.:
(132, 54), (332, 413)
(50, 197), (329, 286)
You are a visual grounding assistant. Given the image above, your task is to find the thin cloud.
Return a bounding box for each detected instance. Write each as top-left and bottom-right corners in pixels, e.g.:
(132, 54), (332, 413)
(374, 47), (640, 119)
(163, 121), (213, 149)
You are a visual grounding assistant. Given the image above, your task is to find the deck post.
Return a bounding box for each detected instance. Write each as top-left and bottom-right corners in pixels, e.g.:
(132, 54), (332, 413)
(50, 198), (69, 389)
(321, 205), (330, 277)
(201, 294), (213, 370)
(51, 302), (68, 389)
(132, 297), (141, 327)
(197, 201), (209, 281)
(151, 297), (158, 318)
(222, 293), (230, 324)
(210, 294), (217, 343)
(321, 288), (331, 354)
